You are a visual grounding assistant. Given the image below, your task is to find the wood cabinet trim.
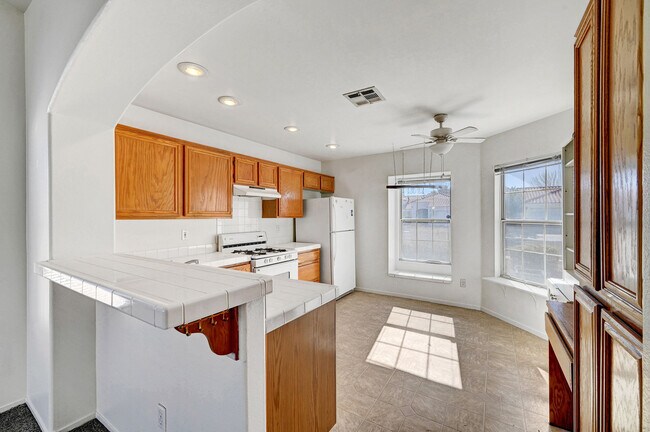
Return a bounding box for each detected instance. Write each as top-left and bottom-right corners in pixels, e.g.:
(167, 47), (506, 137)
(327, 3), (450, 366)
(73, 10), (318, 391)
(545, 312), (573, 388)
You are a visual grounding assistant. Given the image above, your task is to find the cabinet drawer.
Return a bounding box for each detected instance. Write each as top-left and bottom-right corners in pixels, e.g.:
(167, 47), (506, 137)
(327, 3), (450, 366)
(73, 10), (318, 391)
(545, 313), (573, 389)
(298, 249), (320, 266)
(298, 261), (320, 282)
(223, 262), (251, 272)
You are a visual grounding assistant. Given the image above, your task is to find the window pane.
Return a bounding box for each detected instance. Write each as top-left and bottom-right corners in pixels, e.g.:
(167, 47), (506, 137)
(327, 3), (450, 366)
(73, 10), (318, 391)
(504, 170), (524, 192)
(545, 225), (563, 255)
(546, 255), (563, 280)
(547, 163), (562, 187)
(504, 223), (522, 251)
(432, 241), (450, 263)
(401, 221), (416, 241)
(401, 238), (416, 260)
(504, 193), (523, 219)
(523, 224), (544, 253)
(433, 222), (450, 241)
(417, 222), (433, 242)
(504, 250), (523, 280)
(523, 166), (546, 188)
(417, 241), (433, 261)
(522, 252), (545, 285)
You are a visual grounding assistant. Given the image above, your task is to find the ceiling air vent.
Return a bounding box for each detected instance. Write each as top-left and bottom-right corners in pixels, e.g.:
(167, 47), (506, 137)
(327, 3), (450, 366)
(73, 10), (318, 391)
(343, 86), (385, 107)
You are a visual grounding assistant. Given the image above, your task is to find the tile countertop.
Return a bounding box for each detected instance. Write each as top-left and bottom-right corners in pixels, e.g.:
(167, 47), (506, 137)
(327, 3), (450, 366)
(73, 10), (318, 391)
(36, 254), (271, 329)
(265, 278), (336, 333)
(270, 242), (321, 253)
(169, 251), (250, 268)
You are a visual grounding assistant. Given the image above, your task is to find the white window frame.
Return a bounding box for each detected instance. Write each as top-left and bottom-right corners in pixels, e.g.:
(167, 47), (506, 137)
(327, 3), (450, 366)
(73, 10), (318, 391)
(495, 155), (563, 287)
(387, 172), (452, 282)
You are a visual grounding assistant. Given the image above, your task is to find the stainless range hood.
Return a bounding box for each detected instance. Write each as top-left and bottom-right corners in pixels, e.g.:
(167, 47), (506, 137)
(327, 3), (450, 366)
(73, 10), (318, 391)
(233, 184), (281, 199)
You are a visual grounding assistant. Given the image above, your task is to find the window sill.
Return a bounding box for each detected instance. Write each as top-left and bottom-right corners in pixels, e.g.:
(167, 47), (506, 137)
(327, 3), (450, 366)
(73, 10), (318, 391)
(482, 276), (548, 298)
(389, 271), (452, 284)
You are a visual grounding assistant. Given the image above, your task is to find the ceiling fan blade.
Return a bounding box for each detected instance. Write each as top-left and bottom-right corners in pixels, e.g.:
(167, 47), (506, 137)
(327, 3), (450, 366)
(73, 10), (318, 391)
(451, 126), (478, 136)
(411, 134), (433, 140)
(400, 141), (431, 149)
(455, 137), (486, 143)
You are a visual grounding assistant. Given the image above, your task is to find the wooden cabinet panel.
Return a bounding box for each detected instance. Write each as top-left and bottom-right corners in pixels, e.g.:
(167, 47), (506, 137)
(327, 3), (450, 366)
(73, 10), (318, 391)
(574, 0), (600, 289)
(600, 0), (643, 311)
(299, 262), (320, 282)
(303, 172), (321, 190)
(184, 145), (232, 218)
(234, 156), (258, 186)
(266, 301), (336, 432)
(263, 167), (303, 218)
(223, 262), (251, 272)
(298, 249), (320, 266)
(601, 310), (642, 431)
(115, 126), (183, 219)
(574, 285), (602, 431)
(258, 161), (278, 188)
(320, 175), (335, 193)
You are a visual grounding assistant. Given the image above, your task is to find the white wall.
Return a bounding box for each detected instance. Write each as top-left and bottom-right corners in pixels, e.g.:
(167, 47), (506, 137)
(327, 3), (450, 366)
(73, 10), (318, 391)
(115, 105), (321, 253)
(322, 144), (483, 309)
(0, 0), (26, 413)
(479, 109), (573, 336)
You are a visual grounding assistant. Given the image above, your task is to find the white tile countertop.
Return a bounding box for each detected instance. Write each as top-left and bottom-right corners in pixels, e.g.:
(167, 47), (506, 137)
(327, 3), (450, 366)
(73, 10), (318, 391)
(36, 254), (271, 329)
(169, 251), (251, 268)
(270, 242), (321, 253)
(265, 278), (336, 333)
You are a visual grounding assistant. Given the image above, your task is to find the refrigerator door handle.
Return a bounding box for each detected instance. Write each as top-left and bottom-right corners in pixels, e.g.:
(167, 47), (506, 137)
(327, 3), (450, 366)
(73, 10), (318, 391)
(331, 234), (336, 274)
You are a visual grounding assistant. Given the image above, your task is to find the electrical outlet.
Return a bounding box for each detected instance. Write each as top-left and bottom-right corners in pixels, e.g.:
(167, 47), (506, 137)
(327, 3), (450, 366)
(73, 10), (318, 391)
(157, 404), (166, 431)
(459, 278), (467, 288)
(181, 230), (188, 241)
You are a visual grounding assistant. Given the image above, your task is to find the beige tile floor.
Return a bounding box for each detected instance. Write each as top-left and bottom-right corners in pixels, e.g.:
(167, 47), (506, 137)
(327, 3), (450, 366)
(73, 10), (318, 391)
(332, 292), (567, 432)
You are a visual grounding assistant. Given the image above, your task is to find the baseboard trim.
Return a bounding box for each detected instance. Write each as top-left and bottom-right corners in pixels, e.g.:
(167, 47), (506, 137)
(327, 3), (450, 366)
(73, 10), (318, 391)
(354, 287), (481, 310)
(481, 306), (547, 339)
(56, 411), (96, 432)
(96, 411), (120, 432)
(26, 397), (50, 432)
(0, 398), (26, 414)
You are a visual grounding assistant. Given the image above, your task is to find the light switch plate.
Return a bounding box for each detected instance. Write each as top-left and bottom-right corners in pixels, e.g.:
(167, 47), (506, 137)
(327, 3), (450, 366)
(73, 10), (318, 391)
(459, 278), (466, 288)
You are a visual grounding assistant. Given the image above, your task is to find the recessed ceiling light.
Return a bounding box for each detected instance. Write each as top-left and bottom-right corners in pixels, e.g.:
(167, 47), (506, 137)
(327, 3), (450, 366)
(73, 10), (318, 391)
(325, 144), (339, 149)
(284, 126), (300, 133)
(218, 96), (240, 107)
(177, 62), (208, 77)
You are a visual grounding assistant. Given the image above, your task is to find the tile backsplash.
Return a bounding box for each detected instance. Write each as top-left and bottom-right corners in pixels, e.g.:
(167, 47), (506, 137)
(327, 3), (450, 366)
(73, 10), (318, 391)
(115, 196), (294, 255)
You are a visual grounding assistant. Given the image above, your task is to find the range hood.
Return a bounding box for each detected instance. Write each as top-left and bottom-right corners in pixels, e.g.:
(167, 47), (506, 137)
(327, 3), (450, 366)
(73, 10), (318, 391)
(233, 184), (281, 199)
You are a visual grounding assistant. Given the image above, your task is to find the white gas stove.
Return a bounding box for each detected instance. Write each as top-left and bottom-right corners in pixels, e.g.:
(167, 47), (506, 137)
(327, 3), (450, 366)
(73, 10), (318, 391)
(217, 232), (298, 278)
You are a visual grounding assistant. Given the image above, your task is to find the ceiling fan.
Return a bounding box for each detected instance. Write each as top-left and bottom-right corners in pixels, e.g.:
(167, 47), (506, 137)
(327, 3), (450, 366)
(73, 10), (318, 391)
(403, 113), (485, 154)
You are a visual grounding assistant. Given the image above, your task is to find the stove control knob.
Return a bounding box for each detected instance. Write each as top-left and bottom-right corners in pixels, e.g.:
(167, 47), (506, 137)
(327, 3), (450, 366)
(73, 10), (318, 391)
(276, 256), (281, 262)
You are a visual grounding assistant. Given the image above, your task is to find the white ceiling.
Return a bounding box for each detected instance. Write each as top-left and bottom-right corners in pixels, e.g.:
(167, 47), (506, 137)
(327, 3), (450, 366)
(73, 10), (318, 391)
(4, 0), (31, 12)
(134, 0), (587, 161)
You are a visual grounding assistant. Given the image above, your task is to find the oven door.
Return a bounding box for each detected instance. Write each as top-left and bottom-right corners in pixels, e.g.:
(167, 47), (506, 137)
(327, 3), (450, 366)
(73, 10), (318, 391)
(253, 259), (299, 279)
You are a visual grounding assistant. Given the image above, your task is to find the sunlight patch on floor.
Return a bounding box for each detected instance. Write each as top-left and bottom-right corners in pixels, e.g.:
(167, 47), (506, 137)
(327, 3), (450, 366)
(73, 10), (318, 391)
(366, 307), (462, 389)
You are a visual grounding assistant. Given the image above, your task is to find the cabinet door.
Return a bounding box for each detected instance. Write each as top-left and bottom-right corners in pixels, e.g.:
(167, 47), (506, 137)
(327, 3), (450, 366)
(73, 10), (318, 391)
(320, 175), (335, 193)
(600, 310), (642, 431)
(574, 285), (603, 432)
(303, 172), (321, 190)
(115, 126), (183, 219)
(278, 167), (304, 218)
(600, 0), (643, 311)
(184, 145), (232, 217)
(234, 156), (258, 186)
(258, 162), (278, 188)
(574, 0), (600, 290)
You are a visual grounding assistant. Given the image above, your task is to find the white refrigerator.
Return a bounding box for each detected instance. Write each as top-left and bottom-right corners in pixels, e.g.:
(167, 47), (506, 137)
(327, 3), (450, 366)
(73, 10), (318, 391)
(296, 197), (356, 298)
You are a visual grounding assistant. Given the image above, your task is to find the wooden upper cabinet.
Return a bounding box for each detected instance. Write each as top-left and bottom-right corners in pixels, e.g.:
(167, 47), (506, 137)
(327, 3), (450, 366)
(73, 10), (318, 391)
(263, 167), (303, 218)
(115, 125), (183, 219)
(600, 310), (642, 432)
(574, 0), (600, 290)
(258, 161), (279, 189)
(600, 0), (643, 311)
(320, 175), (335, 193)
(184, 145), (232, 218)
(303, 171), (321, 190)
(234, 156), (258, 186)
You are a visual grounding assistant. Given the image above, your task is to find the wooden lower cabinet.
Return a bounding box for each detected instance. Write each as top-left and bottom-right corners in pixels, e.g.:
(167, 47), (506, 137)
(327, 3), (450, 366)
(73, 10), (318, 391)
(298, 249), (320, 282)
(223, 262), (251, 272)
(266, 301), (336, 432)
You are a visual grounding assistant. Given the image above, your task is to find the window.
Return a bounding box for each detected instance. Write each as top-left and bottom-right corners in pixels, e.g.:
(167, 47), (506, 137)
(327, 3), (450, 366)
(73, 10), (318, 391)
(498, 157), (563, 286)
(388, 173), (452, 282)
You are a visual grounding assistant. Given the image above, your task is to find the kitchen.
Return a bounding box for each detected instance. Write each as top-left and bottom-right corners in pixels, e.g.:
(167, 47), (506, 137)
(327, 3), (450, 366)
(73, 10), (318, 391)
(0, 0), (647, 432)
